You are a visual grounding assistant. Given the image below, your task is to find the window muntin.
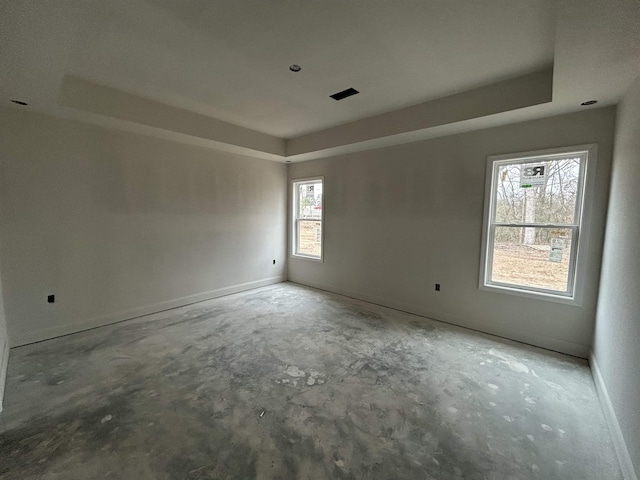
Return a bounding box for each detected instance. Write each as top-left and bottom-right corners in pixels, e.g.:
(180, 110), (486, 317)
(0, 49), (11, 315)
(292, 178), (323, 259)
(481, 149), (591, 300)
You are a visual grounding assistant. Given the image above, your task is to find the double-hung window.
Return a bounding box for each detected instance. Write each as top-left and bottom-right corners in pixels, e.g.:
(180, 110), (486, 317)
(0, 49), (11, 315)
(292, 177), (323, 260)
(480, 145), (596, 303)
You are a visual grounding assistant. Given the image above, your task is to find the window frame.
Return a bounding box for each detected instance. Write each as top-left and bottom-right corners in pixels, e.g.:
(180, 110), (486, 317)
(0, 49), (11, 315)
(291, 176), (324, 262)
(479, 144), (597, 305)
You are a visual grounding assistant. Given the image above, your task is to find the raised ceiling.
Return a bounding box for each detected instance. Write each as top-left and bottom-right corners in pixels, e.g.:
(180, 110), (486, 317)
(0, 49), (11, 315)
(1, 0), (639, 161)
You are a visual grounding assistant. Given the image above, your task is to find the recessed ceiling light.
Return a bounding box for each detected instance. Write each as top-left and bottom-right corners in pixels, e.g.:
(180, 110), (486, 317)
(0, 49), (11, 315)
(10, 99), (28, 106)
(289, 64), (302, 72)
(581, 100), (598, 106)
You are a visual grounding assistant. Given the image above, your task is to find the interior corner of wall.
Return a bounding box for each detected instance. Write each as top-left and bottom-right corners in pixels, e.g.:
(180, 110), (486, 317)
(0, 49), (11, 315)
(590, 351), (639, 480)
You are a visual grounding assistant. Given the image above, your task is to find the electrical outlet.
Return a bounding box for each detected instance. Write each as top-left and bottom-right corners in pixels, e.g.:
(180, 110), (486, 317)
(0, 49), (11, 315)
(273, 259), (276, 265)
(48, 294), (55, 303)
(435, 284), (440, 291)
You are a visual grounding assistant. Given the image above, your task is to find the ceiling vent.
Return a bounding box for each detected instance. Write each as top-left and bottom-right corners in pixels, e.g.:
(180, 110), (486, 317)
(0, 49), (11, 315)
(330, 88), (359, 101)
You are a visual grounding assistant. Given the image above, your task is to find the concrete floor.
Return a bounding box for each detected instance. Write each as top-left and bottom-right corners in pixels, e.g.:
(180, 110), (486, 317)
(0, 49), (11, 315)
(0, 283), (621, 479)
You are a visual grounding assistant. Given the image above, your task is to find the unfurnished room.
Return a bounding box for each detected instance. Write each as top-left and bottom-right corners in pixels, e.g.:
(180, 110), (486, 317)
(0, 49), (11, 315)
(0, 1), (639, 479)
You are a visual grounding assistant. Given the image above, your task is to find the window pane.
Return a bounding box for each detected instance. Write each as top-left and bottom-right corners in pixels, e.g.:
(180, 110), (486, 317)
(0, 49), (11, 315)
(494, 157), (582, 225)
(297, 220), (322, 257)
(293, 179), (323, 259)
(298, 182), (323, 219)
(490, 227), (573, 292)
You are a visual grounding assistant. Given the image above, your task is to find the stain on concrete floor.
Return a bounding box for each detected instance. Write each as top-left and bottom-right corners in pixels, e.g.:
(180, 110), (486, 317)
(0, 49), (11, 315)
(0, 283), (622, 479)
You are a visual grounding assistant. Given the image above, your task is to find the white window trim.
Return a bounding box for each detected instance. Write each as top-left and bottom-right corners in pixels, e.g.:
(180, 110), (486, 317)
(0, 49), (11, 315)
(479, 144), (598, 305)
(291, 176), (324, 262)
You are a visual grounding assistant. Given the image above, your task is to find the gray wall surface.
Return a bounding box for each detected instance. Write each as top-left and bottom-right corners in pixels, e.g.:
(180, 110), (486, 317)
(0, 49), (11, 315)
(288, 107), (616, 358)
(0, 108), (287, 346)
(594, 77), (640, 477)
(0, 266), (8, 411)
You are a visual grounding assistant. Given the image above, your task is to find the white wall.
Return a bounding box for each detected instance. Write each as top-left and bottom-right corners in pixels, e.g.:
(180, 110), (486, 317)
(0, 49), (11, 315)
(0, 107), (287, 346)
(0, 266), (8, 412)
(593, 76), (640, 479)
(289, 107), (616, 358)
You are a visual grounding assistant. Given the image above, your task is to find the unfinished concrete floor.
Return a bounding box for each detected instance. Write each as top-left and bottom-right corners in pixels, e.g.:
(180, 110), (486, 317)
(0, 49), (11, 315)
(0, 283), (621, 479)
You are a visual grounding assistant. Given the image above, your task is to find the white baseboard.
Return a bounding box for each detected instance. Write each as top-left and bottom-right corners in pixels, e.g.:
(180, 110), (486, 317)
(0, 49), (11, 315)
(590, 352), (638, 480)
(11, 276), (286, 347)
(288, 276), (590, 358)
(0, 335), (9, 414)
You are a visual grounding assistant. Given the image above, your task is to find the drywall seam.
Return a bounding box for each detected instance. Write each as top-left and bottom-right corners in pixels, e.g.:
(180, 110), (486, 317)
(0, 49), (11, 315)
(288, 276), (590, 358)
(0, 336), (8, 413)
(590, 352), (639, 480)
(11, 276), (286, 348)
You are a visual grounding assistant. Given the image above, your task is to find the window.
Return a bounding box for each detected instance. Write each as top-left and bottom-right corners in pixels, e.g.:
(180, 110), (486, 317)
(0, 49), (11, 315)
(292, 177), (323, 260)
(480, 145), (596, 303)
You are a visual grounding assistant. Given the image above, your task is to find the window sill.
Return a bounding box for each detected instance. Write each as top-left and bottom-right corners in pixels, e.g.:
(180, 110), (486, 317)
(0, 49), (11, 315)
(479, 282), (581, 306)
(291, 253), (323, 263)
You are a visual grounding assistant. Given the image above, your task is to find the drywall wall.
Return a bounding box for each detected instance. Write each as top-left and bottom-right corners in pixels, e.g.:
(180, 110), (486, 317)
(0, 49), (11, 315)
(0, 265), (8, 412)
(288, 107), (616, 358)
(0, 107), (287, 346)
(593, 76), (640, 479)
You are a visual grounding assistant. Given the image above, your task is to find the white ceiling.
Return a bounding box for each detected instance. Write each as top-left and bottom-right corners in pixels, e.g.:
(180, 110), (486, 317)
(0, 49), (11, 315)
(1, 0), (639, 160)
